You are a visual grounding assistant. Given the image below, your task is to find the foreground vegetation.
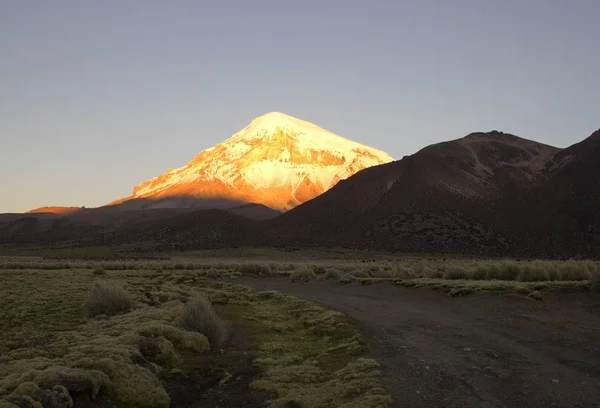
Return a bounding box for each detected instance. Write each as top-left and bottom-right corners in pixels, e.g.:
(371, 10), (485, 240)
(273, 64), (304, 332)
(1, 251), (598, 407)
(0, 262), (390, 408)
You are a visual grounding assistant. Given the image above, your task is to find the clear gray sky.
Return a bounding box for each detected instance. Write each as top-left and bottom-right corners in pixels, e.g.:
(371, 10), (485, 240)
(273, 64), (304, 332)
(1, 0), (599, 213)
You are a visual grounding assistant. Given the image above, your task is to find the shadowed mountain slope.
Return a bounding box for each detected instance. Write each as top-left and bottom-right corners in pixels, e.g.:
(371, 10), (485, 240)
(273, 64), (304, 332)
(267, 130), (600, 257)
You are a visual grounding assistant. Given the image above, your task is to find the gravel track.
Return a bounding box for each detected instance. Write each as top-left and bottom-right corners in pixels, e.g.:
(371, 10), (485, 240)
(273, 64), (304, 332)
(235, 278), (600, 408)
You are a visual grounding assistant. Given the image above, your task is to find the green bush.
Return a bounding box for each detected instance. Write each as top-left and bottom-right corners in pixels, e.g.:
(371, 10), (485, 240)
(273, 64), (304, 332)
(178, 295), (227, 349)
(82, 282), (133, 317)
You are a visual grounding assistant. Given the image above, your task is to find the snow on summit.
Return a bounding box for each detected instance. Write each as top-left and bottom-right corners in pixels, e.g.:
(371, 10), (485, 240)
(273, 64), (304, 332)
(114, 112), (394, 211)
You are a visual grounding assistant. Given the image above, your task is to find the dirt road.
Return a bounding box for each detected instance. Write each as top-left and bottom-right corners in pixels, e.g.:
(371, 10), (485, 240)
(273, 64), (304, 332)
(235, 278), (600, 408)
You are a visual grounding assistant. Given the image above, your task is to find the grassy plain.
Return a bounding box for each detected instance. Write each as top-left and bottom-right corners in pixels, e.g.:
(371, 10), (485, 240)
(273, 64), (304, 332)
(1, 247), (598, 407)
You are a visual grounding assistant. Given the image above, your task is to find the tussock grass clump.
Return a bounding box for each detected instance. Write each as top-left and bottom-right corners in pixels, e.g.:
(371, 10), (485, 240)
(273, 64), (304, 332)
(139, 336), (181, 368)
(290, 267), (317, 282)
(394, 266), (417, 279)
(0, 262), (73, 270)
(350, 268), (370, 279)
(82, 282), (133, 317)
(237, 263), (273, 276)
(74, 359), (169, 408)
(471, 265), (488, 280)
(3, 381), (72, 408)
(590, 274), (600, 295)
(448, 287), (475, 297)
(137, 324), (210, 353)
(484, 263), (502, 280)
(443, 266), (471, 280)
(370, 268), (393, 279)
(498, 261), (521, 281)
(178, 295), (227, 349)
(518, 263), (550, 282)
(204, 267), (220, 279)
(528, 290), (543, 301)
(339, 275), (354, 284)
(558, 261), (593, 281)
(92, 267), (106, 277)
(324, 268), (341, 280)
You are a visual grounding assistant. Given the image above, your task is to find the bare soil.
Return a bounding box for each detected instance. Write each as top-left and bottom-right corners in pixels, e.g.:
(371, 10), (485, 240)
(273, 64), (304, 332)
(236, 277), (600, 408)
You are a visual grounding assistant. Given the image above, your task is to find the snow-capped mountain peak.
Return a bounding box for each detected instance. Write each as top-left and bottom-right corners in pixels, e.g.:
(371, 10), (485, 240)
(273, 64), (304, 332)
(240, 111), (332, 139)
(111, 112), (394, 211)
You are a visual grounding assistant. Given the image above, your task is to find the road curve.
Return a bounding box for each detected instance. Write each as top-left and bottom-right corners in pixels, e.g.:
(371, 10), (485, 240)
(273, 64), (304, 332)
(234, 277), (600, 408)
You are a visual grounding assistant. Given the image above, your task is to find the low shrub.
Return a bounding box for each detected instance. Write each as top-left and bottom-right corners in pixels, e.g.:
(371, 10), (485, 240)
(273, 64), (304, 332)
(82, 282), (133, 317)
